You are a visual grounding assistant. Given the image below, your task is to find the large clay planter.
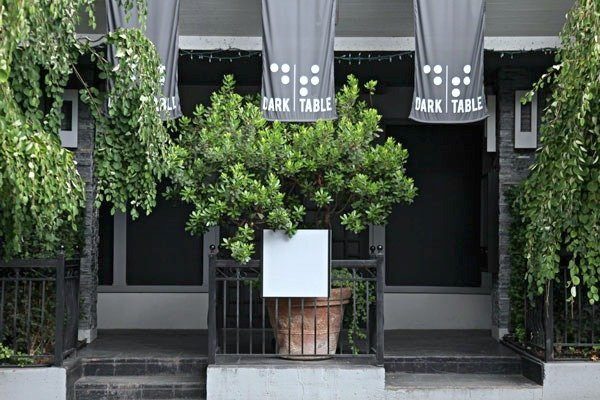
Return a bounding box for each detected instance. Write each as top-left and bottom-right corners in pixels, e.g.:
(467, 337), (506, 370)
(266, 287), (352, 359)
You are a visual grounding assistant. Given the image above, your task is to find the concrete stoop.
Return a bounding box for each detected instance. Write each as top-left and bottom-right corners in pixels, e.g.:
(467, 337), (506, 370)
(207, 363), (386, 400)
(385, 373), (542, 400)
(73, 357), (207, 400)
(207, 363), (546, 400)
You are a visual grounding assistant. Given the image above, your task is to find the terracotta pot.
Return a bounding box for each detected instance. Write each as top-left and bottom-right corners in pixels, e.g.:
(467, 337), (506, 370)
(266, 287), (352, 359)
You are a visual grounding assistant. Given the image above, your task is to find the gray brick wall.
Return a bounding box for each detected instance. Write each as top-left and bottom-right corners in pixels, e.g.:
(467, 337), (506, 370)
(492, 67), (537, 336)
(73, 99), (99, 342)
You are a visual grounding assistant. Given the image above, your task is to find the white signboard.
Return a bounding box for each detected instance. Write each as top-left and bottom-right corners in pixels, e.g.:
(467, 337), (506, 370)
(262, 229), (329, 298)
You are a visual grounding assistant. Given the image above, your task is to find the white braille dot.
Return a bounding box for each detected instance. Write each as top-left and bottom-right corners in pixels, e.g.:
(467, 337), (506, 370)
(311, 76), (319, 86)
(281, 64), (290, 73)
(300, 76), (308, 85)
(463, 77), (471, 86)
(452, 88), (461, 98)
(434, 65), (443, 74)
(311, 65), (320, 74)
(281, 75), (290, 85)
(299, 87), (308, 97)
(433, 76), (443, 86)
(452, 77), (461, 86)
(270, 63), (279, 73)
(423, 65), (432, 74)
(463, 65), (471, 74)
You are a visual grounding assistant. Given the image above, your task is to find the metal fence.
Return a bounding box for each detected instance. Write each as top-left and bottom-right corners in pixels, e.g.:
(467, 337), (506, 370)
(522, 266), (600, 361)
(0, 255), (80, 367)
(208, 245), (384, 364)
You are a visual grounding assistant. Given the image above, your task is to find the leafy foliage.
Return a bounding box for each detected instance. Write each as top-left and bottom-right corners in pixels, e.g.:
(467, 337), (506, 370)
(0, 343), (33, 367)
(0, 270), (57, 365)
(507, 188), (527, 342)
(170, 75), (417, 263)
(332, 267), (376, 354)
(516, 0), (600, 303)
(82, 28), (176, 218)
(0, 0), (170, 258)
(0, 0), (91, 258)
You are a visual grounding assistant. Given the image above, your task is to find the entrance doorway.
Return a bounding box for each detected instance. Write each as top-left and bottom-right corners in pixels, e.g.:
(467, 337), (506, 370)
(384, 124), (485, 289)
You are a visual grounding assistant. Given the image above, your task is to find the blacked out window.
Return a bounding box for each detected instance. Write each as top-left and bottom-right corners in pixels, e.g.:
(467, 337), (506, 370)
(61, 101), (73, 130)
(126, 196), (203, 286)
(331, 215), (369, 260)
(225, 211), (369, 262)
(98, 204), (114, 286)
(520, 102), (532, 132)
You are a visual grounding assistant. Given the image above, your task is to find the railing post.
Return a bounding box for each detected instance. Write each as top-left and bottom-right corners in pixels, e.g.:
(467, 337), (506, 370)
(208, 245), (217, 364)
(544, 280), (554, 362)
(374, 245), (385, 366)
(54, 251), (66, 367)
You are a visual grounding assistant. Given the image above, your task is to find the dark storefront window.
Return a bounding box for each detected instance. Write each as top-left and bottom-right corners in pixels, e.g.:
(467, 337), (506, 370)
(126, 197), (203, 286)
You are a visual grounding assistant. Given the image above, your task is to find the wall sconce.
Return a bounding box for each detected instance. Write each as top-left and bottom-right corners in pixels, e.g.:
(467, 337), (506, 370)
(514, 90), (538, 149)
(485, 94), (496, 152)
(59, 90), (78, 148)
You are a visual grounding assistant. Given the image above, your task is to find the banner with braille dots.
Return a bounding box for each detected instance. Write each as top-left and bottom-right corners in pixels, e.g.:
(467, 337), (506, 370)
(410, 0), (488, 123)
(261, 0), (337, 122)
(106, 0), (182, 120)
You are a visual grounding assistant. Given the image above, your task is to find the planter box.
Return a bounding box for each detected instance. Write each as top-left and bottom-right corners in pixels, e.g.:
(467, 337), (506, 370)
(542, 362), (600, 400)
(0, 367), (67, 400)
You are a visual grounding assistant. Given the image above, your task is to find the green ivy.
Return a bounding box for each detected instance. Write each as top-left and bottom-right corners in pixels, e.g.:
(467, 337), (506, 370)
(0, 0), (92, 258)
(0, 343), (33, 367)
(82, 28), (176, 219)
(1, 0), (169, 258)
(507, 187), (527, 342)
(332, 268), (376, 354)
(517, 0), (600, 304)
(169, 75), (417, 263)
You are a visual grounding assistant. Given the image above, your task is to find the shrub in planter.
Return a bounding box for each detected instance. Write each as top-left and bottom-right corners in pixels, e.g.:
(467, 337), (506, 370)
(169, 75), (417, 356)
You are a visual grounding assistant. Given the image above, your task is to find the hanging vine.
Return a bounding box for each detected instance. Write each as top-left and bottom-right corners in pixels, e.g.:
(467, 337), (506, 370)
(0, 0), (93, 258)
(0, 0), (171, 258)
(81, 27), (175, 218)
(516, 0), (600, 303)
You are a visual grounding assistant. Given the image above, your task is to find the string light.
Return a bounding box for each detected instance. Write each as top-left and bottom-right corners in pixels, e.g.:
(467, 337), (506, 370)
(180, 48), (555, 64)
(180, 49), (414, 64)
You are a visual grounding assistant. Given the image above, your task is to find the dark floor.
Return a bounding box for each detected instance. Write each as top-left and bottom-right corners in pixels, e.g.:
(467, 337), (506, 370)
(79, 330), (208, 359)
(384, 330), (517, 358)
(79, 329), (515, 360)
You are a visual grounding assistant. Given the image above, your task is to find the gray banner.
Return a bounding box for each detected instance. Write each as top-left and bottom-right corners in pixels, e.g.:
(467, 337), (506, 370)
(261, 0), (337, 122)
(410, 0), (488, 124)
(106, 0), (182, 120)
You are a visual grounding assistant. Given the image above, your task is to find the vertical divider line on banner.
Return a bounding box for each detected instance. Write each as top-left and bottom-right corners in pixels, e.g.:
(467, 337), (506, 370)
(445, 65), (449, 114)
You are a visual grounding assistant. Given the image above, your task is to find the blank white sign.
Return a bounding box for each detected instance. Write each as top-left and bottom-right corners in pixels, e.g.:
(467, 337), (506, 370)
(262, 229), (329, 298)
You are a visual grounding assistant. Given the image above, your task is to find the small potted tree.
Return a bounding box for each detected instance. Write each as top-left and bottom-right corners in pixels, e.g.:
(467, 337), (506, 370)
(169, 75), (416, 357)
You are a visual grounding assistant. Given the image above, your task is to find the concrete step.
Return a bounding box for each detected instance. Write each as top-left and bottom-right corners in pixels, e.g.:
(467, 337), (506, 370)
(207, 362), (386, 400)
(384, 355), (522, 374)
(74, 375), (206, 400)
(81, 357), (208, 376)
(385, 373), (542, 400)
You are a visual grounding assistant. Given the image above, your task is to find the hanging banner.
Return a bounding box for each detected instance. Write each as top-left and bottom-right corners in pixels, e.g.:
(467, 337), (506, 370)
(106, 0), (182, 120)
(261, 0), (337, 122)
(410, 0), (487, 123)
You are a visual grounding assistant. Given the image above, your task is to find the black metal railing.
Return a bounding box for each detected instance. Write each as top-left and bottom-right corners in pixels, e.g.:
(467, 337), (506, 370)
(0, 255), (80, 367)
(208, 245), (385, 365)
(520, 266), (600, 361)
